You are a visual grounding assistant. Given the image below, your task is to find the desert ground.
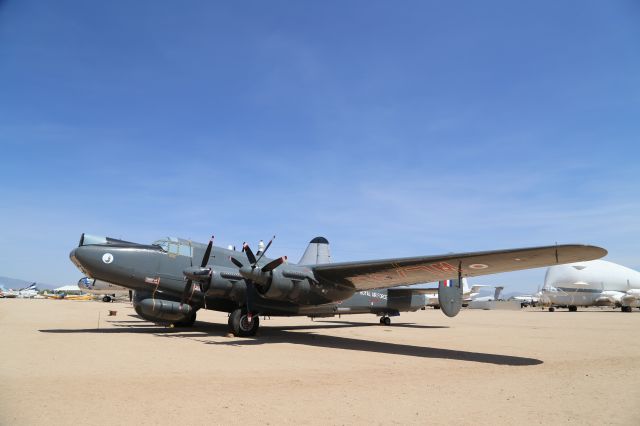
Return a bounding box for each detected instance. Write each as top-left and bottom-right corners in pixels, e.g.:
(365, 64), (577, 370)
(1, 298), (638, 425)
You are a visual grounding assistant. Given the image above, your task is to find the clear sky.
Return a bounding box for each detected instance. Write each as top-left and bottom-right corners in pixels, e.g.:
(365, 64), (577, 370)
(1, 1), (638, 292)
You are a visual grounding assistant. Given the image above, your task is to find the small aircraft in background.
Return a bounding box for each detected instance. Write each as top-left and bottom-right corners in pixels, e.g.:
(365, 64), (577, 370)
(42, 292), (93, 301)
(510, 294), (539, 307)
(2, 283), (38, 299)
(70, 232), (606, 336)
(77, 277), (131, 302)
(540, 259), (640, 312)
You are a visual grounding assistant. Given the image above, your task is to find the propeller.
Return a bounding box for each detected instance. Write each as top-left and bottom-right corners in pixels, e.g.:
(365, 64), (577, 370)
(180, 236), (214, 307)
(229, 237), (287, 322)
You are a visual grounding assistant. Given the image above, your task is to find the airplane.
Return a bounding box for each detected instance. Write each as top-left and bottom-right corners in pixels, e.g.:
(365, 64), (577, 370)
(69, 233), (606, 336)
(539, 259), (640, 312)
(2, 283), (38, 299)
(42, 292), (93, 301)
(77, 276), (131, 302)
(510, 294), (539, 307)
(470, 286), (504, 303)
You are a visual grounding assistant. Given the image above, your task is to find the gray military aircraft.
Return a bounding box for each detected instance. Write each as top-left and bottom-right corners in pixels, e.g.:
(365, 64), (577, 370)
(69, 233), (606, 336)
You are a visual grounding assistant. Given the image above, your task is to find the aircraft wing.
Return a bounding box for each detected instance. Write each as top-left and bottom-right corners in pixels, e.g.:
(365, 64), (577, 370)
(312, 244), (606, 291)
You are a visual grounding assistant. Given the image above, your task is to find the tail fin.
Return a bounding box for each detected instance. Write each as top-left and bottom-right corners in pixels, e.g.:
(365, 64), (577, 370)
(298, 237), (331, 265)
(493, 286), (504, 300)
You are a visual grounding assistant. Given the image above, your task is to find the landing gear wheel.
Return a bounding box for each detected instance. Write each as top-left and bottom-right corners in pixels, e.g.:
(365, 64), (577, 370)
(548, 307), (555, 312)
(173, 310), (197, 327)
(102, 295), (112, 303)
(229, 309), (259, 337)
(622, 306), (632, 313)
(383, 316), (391, 326)
(568, 305), (578, 312)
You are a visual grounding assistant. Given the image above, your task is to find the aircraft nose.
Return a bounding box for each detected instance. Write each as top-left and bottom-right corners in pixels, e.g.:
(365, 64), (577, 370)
(70, 245), (92, 275)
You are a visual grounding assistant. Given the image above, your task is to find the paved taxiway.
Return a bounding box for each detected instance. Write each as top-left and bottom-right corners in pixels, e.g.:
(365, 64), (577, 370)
(1, 299), (639, 425)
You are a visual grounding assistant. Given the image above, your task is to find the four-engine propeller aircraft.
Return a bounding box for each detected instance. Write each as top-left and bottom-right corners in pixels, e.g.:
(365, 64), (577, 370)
(69, 233), (606, 336)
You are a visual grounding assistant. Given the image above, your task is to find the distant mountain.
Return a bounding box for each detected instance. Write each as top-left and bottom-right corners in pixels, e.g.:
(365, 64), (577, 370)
(0, 275), (57, 290)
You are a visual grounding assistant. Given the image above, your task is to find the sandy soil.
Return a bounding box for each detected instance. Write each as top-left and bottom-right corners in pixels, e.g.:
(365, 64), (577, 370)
(1, 298), (638, 425)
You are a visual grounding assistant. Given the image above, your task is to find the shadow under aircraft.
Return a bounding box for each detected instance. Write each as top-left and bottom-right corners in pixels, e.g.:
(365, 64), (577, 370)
(69, 233), (606, 336)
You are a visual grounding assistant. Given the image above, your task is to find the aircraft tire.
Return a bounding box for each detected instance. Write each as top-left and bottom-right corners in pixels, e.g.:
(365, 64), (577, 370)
(568, 305), (578, 312)
(548, 307), (555, 312)
(229, 309), (259, 337)
(621, 306), (632, 313)
(383, 317), (391, 326)
(102, 295), (112, 303)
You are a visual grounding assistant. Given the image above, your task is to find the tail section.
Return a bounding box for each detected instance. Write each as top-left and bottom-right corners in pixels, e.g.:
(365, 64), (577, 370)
(493, 286), (504, 300)
(298, 237), (331, 265)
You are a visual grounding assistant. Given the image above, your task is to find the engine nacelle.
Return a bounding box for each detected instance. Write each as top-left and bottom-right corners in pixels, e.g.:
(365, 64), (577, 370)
(134, 297), (192, 323)
(205, 269), (246, 302)
(258, 269), (312, 304)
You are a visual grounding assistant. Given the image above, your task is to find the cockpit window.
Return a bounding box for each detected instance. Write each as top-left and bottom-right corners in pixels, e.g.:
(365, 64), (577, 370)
(153, 239), (170, 251)
(152, 238), (192, 257)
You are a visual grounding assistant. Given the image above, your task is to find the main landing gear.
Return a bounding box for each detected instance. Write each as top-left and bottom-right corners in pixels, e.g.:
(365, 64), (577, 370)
(379, 316), (391, 326)
(228, 309), (260, 337)
(621, 306), (633, 313)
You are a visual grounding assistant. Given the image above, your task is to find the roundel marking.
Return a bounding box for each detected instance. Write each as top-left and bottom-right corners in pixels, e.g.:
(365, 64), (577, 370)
(102, 253), (114, 264)
(469, 263), (488, 270)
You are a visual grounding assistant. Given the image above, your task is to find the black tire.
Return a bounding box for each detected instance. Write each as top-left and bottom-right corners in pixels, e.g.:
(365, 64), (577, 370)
(379, 317), (385, 324)
(548, 307), (555, 312)
(102, 295), (111, 303)
(383, 317), (391, 326)
(568, 305), (578, 312)
(622, 306), (632, 313)
(229, 309), (259, 337)
(173, 310), (197, 327)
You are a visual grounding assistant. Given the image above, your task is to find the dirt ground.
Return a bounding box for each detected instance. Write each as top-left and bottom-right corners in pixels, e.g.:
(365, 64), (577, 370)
(1, 299), (638, 425)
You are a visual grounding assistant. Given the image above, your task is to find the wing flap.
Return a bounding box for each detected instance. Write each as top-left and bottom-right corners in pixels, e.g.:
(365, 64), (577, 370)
(312, 244), (606, 291)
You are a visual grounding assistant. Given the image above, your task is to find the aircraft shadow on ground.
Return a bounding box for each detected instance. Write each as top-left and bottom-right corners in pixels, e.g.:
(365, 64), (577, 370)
(39, 319), (542, 366)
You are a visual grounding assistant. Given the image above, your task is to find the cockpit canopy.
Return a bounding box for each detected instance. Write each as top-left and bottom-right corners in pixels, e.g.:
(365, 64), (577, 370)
(152, 237), (193, 257)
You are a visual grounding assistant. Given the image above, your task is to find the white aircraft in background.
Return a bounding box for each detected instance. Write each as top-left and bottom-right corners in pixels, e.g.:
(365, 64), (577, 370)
(540, 260), (640, 312)
(77, 277), (131, 302)
(510, 294), (539, 307)
(3, 283), (38, 298)
(469, 286), (504, 303)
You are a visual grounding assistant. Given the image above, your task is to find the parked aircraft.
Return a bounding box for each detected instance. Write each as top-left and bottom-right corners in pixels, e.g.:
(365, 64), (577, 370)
(540, 260), (640, 312)
(77, 277), (131, 302)
(471, 286), (504, 303)
(3, 283), (38, 299)
(69, 233), (606, 336)
(510, 294), (539, 307)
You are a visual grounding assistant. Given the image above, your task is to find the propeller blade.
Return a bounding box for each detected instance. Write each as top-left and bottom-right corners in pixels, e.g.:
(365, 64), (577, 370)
(200, 236), (214, 268)
(262, 256), (287, 273)
(255, 235), (275, 265)
(230, 257), (244, 268)
(180, 279), (193, 307)
(243, 243), (257, 265)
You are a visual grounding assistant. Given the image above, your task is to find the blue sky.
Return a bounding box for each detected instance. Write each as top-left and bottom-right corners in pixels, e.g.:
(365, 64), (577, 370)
(1, 1), (639, 292)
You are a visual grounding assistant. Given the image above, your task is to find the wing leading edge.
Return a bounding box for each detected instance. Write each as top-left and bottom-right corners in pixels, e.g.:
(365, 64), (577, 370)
(312, 244), (607, 291)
